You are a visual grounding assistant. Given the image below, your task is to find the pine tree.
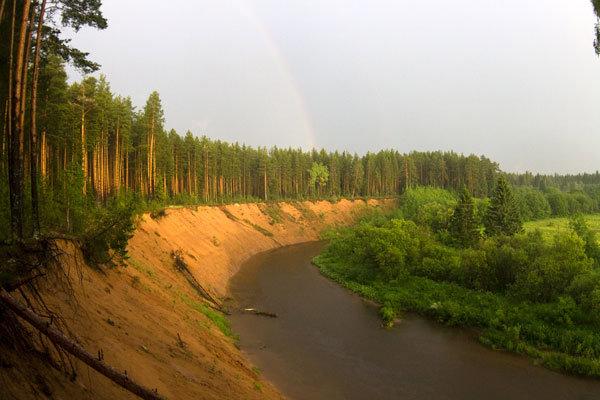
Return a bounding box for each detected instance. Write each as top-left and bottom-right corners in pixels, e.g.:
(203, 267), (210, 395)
(484, 176), (522, 236)
(449, 187), (480, 247)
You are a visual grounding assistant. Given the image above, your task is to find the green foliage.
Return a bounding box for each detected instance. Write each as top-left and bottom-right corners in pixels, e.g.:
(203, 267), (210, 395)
(179, 293), (235, 339)
(448, 187), (480, 247)
(510, 232), (593, 302)
(243, 219), (274, 237)
(149, 208), (167, 220)
(545, 188), (596, 217)
(569, 214), (600, 264)
(315, 209), (600, 377)
(81, 196), (138, 265)
(308, 162), (329, 196)
(398, 187), (456, 232)
(484, 176), (522, 236)
(379, 305), (397, 328)
(513, 186), (551, 221)
(220, 207), (239, 222)
(259, 203), (284, 224)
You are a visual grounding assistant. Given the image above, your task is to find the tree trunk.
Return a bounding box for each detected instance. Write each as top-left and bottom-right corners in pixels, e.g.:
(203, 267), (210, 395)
(0, 288), (166, 400)
(152, 135), (156, 197)
(8, 0), (32, 239)
(193, 154), (197, 196)
(263, 168), (267, 200)
(81, 102), (87, 194)
(29, 0), (46, 234)
(147, 112), (154, 198)
(203, 148), (208, 201)
(2, 100), (8, 176)
(187, 152), (191, 194)
(173, 153), (178, 195)
(0, 0), (7, 24)
(125, 148), (129, 190)
(114, 122), (119, 191)
(40, 129), (46, 178)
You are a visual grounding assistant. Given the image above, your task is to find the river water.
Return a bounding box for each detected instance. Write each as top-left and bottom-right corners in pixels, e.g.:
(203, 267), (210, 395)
(229, 242), (600, 400)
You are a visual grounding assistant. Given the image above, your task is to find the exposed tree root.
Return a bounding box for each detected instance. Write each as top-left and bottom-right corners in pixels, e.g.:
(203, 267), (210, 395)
(0, 237), (167, 399)
(0, 288), (166, 400)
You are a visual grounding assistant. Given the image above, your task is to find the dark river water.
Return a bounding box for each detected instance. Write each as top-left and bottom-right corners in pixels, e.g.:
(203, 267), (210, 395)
(229, 242), (600, 400)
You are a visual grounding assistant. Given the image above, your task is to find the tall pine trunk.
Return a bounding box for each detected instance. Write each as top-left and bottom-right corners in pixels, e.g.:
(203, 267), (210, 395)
(8, 0), (31, 239)
(0, 0), (6, 23)
(114, 122), (119, 192)
(29, 0), (46, 234)
(40, 129), (46, 178)
(263, 168), (267, 200)
(80, 97), (87, 194)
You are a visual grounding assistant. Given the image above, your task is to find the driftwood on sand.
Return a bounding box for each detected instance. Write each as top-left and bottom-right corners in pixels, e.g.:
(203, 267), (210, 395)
(0, 288), (166, 400)
(243, 308), (277, 318)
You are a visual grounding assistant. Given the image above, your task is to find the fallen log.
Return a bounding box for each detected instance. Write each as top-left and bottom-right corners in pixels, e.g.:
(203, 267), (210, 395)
(0, 288), (166, 400)
(243, 308), (277, 318)
(170, 250), (223, 310)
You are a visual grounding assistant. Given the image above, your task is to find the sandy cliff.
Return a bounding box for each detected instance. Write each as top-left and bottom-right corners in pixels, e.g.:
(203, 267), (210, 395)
(1, 198), (394, 400)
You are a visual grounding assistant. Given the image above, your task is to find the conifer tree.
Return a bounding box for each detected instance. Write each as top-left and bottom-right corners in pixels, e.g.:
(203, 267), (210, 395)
(484, 176), (522, 236)
(449, 186), (480, 247)
(592, 0), (600, 54)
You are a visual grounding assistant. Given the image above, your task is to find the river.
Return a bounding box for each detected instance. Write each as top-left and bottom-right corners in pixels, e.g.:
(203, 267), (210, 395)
(229, 241), (600, 400)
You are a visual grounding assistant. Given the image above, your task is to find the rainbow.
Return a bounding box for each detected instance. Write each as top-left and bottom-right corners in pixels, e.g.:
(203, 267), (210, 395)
(237, 1), (318, 150)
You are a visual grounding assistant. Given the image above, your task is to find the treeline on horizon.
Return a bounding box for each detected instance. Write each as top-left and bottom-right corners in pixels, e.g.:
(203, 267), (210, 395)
(3, 67), (503, 202)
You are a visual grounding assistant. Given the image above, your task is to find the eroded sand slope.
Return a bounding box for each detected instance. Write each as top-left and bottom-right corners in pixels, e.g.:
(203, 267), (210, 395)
(2, 199), (393, 400)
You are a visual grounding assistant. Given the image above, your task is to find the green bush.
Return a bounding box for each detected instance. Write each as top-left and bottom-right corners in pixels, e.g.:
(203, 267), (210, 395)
(398, 187), (456, 231)
(569, 213), (600, 264)
(82, 196), (139, 265)
(514, 186), (551, 221)
(315, 209), (600, 377)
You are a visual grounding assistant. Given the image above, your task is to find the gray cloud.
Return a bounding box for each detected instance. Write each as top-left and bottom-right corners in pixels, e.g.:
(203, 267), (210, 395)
(67, 0), (600, 173)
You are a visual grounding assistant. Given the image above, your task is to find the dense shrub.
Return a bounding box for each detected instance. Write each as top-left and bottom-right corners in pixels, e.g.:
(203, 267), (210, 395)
(569, 213), (600, 264)
(514, 186), (551, 221)
(315, 209), (600, 377)
(545, 188), (596, 216)
(546, 188), (569, 216)
(510, 233), (593, 302)
(82, 196), (139, 265)
(398, 187), (456, 231)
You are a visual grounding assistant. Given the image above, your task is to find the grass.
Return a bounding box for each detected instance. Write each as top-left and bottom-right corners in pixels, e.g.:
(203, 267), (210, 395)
(220, 207), (239, 222)
(179, 292), (236, 339)
(314, 253), (600, 378)
(128, 258), (156, 279)
(259, 203), (284, 224)
(524, 214), (600, 242)
(243, 219), (274, 237)
(149, 208), (167, 220)
(293, 201), (318, 221)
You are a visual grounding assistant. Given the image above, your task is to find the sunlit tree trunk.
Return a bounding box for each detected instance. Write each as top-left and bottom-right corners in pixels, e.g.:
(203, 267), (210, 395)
(263, 168), (267, 200)
(114, 123), (119, 191)
(204, 148), (208, 201)
(40, 129), (46, 178)
(80, 99), (87, 194)
(8, 0), (32, 239)
(28, 0), (46, 233)
(0, 0), (7, 23)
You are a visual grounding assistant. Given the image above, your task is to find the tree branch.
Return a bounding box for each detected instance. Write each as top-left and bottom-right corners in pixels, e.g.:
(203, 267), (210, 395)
(0, 288), (167, 400)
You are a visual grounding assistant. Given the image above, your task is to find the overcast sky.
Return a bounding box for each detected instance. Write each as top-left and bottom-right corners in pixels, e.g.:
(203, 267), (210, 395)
(67, 0), (600, 174)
